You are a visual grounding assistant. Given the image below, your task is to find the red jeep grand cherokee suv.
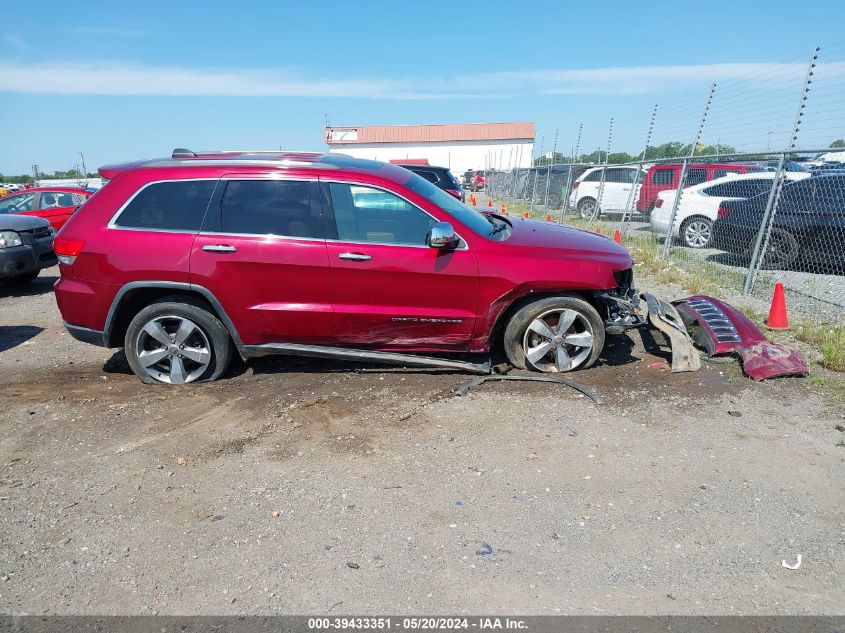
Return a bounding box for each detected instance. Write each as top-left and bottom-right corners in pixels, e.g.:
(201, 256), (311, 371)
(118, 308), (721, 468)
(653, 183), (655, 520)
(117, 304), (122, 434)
(54, 149), (636, 385)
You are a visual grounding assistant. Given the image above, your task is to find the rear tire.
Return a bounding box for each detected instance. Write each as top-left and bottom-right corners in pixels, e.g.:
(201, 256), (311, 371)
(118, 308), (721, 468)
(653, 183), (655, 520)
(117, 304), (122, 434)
(504, 295), (605, 372)
(1, 271), (39, 287)
(761, 228), (799, 270)
(124, 297), (232, 385)
(578, 197), (599, 220)
(679, 217), (713, 249)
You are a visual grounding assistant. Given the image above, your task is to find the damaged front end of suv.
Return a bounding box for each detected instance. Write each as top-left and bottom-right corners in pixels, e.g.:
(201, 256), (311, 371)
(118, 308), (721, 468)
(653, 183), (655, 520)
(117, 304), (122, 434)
(594, 267), (702, 373)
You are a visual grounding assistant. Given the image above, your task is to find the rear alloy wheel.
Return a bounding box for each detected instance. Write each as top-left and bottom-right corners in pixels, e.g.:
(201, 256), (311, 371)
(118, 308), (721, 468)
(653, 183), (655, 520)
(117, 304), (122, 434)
(761, 228), (799, 270)
(504, 295), (605, 372)
(680, 217), (713, 249)
(578, 198), (599, 220)
(125, 299), (232, 385)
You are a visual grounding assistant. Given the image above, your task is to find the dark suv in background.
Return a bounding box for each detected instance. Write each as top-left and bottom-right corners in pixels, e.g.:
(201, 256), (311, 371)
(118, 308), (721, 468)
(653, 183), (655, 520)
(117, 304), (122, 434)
(396, 164), (464, 202)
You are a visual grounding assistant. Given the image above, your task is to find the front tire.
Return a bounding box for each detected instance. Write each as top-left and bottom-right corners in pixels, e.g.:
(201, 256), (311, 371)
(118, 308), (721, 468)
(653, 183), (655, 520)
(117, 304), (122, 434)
(504, 295), (605, 372)
(124, 297), (232, 385)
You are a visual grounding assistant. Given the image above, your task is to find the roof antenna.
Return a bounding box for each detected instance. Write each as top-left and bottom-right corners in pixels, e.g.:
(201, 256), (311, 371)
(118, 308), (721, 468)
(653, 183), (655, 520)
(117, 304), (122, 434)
(172, 148), (196, 159)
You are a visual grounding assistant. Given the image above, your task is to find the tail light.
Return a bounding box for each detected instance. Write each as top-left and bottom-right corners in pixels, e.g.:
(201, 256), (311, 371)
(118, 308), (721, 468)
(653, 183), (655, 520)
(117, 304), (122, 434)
(446, 189), (462, 200)
(54, 236), (85, 265)
(655, 198), (664, 208)
(717, 206), (730, 219)
(572, 180), (581, 190)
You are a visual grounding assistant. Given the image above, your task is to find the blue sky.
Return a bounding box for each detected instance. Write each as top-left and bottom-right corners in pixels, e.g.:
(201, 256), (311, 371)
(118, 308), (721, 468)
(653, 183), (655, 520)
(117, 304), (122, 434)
(2, 0), (844, 175)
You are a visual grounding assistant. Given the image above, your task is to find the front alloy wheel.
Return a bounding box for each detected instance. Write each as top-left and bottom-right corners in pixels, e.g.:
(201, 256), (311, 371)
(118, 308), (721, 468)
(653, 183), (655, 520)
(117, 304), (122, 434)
(522, 308), (595, 372)
(503, 295), (605, 373)
(135, 315), (212, 384)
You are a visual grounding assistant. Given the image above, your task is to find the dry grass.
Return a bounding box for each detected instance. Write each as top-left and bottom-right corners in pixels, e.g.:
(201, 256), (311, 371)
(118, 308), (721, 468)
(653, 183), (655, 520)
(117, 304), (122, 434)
(795, 322), (845, 372)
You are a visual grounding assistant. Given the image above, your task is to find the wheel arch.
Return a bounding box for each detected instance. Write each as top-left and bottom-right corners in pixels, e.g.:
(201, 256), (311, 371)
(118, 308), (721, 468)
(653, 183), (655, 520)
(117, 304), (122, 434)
(104, 281), (243, 350)
(487, 289), (602, 357)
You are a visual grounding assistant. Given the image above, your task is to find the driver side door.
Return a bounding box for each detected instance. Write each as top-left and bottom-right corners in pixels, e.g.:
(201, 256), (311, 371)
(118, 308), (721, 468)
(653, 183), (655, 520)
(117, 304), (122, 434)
(320, 180), (480, 351)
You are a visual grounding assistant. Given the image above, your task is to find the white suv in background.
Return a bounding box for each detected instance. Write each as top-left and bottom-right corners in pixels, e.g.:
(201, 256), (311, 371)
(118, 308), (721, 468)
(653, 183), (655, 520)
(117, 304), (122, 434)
(650, 171), (810, 248)
(568, 166), (647, 219)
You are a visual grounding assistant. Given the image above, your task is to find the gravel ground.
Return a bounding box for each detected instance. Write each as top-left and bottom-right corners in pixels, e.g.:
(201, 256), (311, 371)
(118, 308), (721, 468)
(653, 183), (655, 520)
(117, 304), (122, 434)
(0, 267), (843, 615)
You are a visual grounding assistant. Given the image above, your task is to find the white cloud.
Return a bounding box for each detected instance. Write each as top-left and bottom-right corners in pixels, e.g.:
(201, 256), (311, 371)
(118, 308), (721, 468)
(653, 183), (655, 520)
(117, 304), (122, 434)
(2, 33), (29, 51)
(0, 60), (842, 100)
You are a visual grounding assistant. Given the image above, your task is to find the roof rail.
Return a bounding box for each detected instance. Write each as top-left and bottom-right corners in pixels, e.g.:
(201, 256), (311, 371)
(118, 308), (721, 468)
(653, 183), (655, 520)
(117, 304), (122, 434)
(172, 148), (197, 159)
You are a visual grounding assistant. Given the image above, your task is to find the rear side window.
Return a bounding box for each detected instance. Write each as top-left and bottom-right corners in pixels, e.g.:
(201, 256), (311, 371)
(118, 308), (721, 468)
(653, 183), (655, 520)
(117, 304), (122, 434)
(713, 169), (741, 179)
(114, 180), (215, 231)
(652, 169), (675, 185)
(412, 169), (440, 184)
(606, 168), (637, 183)
(703, 180), (771, 198)
(583, 170), (603, 182)
(220, 180), (320, 237)
(686, 169), (708, 186)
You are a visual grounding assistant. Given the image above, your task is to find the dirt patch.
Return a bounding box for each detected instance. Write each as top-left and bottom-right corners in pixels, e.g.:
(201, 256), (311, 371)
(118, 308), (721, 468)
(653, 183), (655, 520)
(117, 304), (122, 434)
(0, 268), (843, 615)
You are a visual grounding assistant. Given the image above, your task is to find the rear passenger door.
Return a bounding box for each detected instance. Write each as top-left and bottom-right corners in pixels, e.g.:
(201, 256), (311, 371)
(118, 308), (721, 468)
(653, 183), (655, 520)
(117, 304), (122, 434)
(190, 177), (332, 346)
(602, 168), (635, 210)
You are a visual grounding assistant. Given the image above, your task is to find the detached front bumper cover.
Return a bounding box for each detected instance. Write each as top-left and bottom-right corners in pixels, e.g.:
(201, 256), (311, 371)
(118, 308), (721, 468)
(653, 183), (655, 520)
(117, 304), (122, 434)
(673, 295), (808, 381)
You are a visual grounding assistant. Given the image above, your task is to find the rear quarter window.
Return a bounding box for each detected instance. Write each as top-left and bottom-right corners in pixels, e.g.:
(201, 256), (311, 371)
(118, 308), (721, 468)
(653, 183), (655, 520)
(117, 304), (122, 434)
(114, 180), (216, 231)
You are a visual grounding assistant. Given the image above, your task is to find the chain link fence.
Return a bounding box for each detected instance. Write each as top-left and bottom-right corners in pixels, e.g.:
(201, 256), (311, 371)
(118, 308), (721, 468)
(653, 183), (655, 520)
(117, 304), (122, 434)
(482, 44), (845, 325)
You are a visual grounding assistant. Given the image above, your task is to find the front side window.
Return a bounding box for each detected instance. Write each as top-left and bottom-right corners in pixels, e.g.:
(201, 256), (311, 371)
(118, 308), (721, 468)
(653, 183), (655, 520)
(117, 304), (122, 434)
(0, 193), (35, 214)
(402, 173), (494, 237)
(114, 180), (215, 231)
(39, 192), (76, 209)
(220, 180), (319, 237)
(328, 183), (434, 246)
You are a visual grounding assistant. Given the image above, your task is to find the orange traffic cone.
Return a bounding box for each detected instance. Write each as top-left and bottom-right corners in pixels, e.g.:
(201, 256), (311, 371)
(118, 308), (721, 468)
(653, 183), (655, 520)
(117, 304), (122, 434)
(545, 213), (552, 221)
(487, 199), (493, 207)
(613, 229), (622, 244)
(523, 212), (529, 219)
(766, 282), (789, 329)
(501, 206), (507, 215)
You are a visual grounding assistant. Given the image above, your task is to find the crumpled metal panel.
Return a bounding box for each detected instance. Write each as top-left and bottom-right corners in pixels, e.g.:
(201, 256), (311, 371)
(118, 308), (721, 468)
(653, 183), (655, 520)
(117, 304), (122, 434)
(673, 295), (808, 381)
(735, 342), (809, 381)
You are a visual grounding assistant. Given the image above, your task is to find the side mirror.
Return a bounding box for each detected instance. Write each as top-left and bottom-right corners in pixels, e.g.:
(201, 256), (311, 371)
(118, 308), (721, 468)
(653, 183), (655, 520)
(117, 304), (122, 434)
(427, 221), (459, 249)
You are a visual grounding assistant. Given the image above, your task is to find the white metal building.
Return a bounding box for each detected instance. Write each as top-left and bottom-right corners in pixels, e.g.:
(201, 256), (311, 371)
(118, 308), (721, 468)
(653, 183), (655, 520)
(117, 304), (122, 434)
(324, 122), (535, 177)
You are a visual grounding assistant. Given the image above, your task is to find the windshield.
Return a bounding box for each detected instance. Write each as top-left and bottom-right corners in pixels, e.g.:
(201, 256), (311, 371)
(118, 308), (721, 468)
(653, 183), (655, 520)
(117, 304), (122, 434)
(403, 173), (501, 237)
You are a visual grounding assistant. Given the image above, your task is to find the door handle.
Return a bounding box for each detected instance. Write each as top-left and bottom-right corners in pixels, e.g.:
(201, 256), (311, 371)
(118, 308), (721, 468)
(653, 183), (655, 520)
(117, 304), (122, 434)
(202, 244), (237, 253)
(338, 252), (372, 261)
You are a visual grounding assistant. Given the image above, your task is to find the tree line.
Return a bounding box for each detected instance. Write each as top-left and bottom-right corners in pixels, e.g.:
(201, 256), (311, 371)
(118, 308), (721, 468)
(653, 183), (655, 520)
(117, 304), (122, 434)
(533, 139), (845, 166)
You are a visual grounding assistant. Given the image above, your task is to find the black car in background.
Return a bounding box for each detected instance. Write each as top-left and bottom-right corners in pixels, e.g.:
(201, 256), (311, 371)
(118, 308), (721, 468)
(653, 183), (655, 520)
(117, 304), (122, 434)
(396, 164), (465, 202)
(0, 214), (57, 287)
(712, 174), (845, 270)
